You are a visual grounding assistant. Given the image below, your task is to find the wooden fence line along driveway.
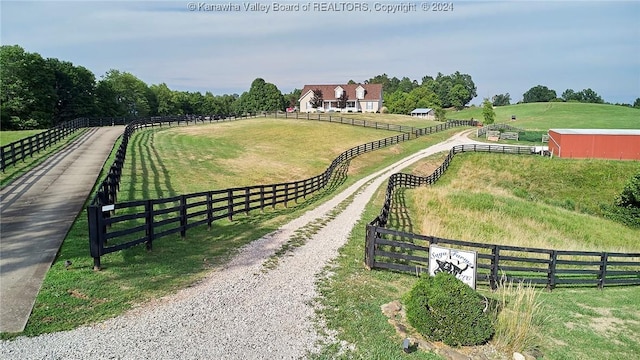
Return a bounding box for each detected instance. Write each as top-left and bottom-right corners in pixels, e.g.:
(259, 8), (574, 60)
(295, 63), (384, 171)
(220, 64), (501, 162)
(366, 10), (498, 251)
(365, 144), (640, 289)
(0, 126), (124, 333)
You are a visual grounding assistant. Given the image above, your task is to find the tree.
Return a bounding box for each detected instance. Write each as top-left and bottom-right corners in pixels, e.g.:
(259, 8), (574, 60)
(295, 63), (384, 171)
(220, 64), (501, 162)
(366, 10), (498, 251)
(491, 93), (511, 106)
(616, 172), (640, 209)
(97, 70), (151, 117)
(562, 88), (604, 103)
(347, 79), (357, 85)
(523, 85), (556, 103)
(0, 45), (56, 128)
(337, 90), (348, 110)
(634, 98), (640, 109)
(233, 78), (285, 114)
(150, 83), (177, 115)
(310, 88), (323, 109)
(579, 88), (604, 104)
(284, 88), (301, 109)
(47, 58), (97, 124)
(482, 99), (495, 125)
(561, 89), (578, 102)
(434, 107), (446, 122)
(449, 84), (470, 110)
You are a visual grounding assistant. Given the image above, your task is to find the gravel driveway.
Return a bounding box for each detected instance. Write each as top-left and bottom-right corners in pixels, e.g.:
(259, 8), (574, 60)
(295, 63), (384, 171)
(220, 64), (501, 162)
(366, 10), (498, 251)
(0, 130), (480, 359)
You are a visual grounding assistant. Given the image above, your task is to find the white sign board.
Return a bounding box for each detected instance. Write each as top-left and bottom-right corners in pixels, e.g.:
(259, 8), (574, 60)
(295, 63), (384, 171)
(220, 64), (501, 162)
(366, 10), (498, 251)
(429, 245), (477, 289)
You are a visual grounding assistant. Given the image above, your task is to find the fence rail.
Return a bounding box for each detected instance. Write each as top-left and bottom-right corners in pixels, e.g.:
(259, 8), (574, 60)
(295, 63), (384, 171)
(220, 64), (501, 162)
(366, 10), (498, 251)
(371, 144), (536, 228)
(87, 117), (477, 268)
(365, 226), (640, 290)
(0, 118), (89, 172)
(365, 143), (640, 289)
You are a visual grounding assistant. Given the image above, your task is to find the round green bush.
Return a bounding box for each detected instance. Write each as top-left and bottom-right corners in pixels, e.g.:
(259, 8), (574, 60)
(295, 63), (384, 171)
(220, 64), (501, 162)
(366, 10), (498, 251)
(404, 272), (494, 346)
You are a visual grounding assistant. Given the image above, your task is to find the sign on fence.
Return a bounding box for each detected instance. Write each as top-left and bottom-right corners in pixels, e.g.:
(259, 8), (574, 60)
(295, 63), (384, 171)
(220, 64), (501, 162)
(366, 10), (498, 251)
(429, 245), (477, 289)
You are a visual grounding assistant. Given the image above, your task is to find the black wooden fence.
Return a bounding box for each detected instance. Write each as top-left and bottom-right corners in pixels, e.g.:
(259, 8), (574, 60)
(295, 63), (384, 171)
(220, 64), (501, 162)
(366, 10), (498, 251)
(90, 114), (257, 206)
(365, 226), (640, 290)
(0, 118), (89, 172)
(87, 118), (478, 269)
(366, 144), (640, 289)
(372, 144), (537, 228)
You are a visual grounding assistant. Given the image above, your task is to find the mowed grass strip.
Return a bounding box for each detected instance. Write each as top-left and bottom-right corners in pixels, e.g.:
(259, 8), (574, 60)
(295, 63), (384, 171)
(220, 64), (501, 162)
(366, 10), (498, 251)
(448, 102), (640, 130)
(118, 117), (409, 200)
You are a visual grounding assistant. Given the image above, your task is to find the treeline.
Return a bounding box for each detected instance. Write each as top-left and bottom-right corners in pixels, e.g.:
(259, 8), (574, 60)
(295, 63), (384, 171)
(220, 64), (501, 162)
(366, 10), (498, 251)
(491, 85), (640, 108)
(358, 72), (477, 116)
(1, 45), (296, 130)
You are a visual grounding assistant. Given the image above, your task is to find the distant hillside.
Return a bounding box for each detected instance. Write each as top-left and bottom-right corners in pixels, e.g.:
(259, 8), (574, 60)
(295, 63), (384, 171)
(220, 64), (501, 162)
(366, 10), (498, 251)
(447, 102), (640, 130)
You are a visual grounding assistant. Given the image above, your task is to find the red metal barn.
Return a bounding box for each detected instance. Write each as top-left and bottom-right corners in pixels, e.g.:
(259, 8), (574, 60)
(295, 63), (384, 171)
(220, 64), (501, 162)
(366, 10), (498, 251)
(547, 129), (640, 160)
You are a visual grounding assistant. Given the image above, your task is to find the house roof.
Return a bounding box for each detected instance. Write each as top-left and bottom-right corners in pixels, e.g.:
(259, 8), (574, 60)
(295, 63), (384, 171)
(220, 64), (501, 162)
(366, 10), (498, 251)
(299, 84), (383, 101)
(549, 129), (640, 136)
(411, 108), (433, 114)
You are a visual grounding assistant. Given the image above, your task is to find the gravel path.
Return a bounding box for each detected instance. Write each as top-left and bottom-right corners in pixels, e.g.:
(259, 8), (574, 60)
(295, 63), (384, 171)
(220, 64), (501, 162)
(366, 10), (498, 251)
(0, 130), (481, 360)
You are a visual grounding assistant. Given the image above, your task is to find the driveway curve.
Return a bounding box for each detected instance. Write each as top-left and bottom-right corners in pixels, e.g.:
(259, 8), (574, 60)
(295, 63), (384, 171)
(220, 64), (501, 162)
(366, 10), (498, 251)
(0, 126), (125, 333)
(0, 128), (483, 358)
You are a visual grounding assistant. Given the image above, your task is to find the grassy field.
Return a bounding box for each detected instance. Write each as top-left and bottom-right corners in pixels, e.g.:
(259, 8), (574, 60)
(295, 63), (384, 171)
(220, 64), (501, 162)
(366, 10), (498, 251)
(314, 151), (640, 360)
(448, 102), (640, 130)
(0, 129), (45, 146)
(289, 111), (442, 128)
(118, 118), (405, 199)
(12, 118), (465, 337)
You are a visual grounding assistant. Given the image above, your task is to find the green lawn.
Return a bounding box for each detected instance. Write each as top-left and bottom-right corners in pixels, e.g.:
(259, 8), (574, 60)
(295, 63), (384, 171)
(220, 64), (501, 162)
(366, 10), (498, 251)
(0, 129), (45, 146)
(449, 102), (640, 130)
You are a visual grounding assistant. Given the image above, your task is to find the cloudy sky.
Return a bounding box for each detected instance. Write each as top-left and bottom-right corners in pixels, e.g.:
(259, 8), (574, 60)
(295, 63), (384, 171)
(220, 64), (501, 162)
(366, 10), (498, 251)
(1, 1), (639, 104)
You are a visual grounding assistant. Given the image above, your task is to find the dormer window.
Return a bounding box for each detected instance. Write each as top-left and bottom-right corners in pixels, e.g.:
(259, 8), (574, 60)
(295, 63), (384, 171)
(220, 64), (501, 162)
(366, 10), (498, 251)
(356, 86), (365, 100)
(335, 86), (344, 99)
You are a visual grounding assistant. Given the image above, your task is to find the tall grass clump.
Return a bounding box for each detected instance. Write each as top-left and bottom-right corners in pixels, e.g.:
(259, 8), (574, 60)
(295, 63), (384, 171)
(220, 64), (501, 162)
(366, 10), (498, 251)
(491, 278), (545, 354)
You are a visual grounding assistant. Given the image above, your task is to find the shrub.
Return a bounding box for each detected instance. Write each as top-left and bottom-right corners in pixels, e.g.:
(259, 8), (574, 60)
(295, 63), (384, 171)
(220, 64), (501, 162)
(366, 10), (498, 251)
(492, 279), (545, 354)
(404, 272), (494, 346)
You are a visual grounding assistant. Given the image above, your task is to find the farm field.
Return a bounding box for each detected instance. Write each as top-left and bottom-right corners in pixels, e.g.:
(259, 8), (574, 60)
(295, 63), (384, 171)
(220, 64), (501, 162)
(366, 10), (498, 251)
(16, 116), (465, 337)
(448, 102), (640, 130)
(118, 117), (414, 200)
(316, 150), (640, 359)
(274, 111), (442, 128)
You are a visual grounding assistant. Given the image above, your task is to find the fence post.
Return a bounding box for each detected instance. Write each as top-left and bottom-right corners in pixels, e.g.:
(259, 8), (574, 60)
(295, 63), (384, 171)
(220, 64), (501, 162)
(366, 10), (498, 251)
(490, 245), (500, 290)
(207, 192), (213, 230)
(227, 189), (234, 220)
(180, 195), (187, 238)
(598, 252), (608, 289)
(365, 225), (377, 269)
(87, 205), (102, 271)
(547, 250), (557, 291)
(145, 199), (154, 250)
(245, 188), (251, 215)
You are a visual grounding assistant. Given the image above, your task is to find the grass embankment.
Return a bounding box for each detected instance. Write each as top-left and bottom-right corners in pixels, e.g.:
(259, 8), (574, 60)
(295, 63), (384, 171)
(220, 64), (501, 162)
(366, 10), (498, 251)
(314, 151), (640, 359)
(14, 117), (465, 337)
(449, 102), (640, 130)
(0, 129), (87, 187)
